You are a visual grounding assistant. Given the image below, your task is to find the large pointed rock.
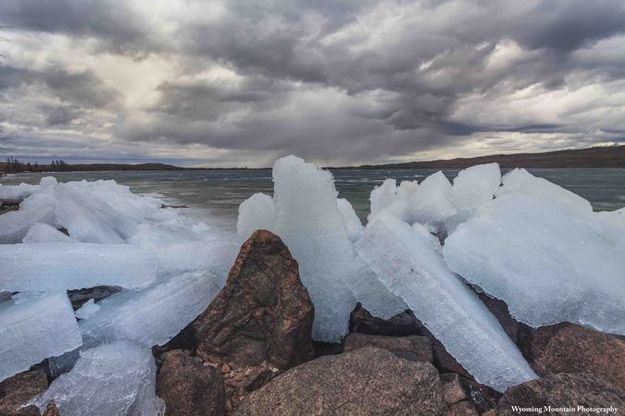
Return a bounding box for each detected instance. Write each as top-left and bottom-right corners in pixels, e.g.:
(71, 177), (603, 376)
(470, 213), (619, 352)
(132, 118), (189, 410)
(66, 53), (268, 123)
(194, 230), (314, 370)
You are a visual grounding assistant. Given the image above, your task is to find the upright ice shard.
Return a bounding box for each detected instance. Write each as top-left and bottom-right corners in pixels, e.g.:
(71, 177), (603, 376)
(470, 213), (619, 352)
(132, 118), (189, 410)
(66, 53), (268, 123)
(80, 271), (220, 348)
(29, 341), (164, 416)
(0, 293), (82, 382)
(237, 156), (405, 340)
(356, 213), (537, 392)
(0, 243), (157, 292)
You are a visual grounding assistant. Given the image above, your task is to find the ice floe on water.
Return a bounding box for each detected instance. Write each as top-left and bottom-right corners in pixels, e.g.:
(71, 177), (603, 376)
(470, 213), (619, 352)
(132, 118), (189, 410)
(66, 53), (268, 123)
(3, 155), (625, 398)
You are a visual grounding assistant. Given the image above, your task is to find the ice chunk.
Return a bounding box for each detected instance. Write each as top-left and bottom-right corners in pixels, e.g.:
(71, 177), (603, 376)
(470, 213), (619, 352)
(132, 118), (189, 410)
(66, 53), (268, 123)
(356, 213), (537, 392)
(443, 191), (625, 335)
(0, 293), (82, 382)
(368, 172), (456, 229)
(452, 163), (501, 210)
(80, 271), (220, 348)
(0, 182), (38, 200)
(0, 243), (156, 292)
(237, 192), (276, 239)
(29, 341), (164, 416)
(75, 299), (101, 320)
(23, 223), (74, 243)
(0, 193), (57, 243)
(496, 168), (592, 214)
(47, 349), (80, 379)
(337, 198), (364, 242)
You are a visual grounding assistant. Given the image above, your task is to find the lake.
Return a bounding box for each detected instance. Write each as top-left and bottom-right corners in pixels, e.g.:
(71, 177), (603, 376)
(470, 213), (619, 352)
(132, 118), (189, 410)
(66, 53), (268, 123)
(3, 168), (625, 232)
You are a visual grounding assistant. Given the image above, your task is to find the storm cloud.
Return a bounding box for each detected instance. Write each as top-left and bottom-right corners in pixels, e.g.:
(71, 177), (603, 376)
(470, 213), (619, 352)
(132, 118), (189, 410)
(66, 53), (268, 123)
(1, 0), (625, 166)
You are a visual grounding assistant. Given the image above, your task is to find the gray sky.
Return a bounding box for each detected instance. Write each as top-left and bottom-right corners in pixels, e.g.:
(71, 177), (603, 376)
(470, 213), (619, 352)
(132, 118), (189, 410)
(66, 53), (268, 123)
(1, 0), (625, 167)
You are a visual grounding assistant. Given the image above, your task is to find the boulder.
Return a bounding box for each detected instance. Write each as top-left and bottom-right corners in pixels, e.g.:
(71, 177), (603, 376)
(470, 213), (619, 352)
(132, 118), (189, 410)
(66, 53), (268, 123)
(343, 333), (433, 363)
(497, 373), (625, 415)
(446, 401), (478, 416)
(234, 347), (445, 416)
(194, 230), (314, 370)
(440, 373), (468, 406)
(349, 303), (426, 336)
(156, 350), (225, 416)
(67, 285), (121, 310)
(518, 323), (625, 391)
(0, 367), (48, 416)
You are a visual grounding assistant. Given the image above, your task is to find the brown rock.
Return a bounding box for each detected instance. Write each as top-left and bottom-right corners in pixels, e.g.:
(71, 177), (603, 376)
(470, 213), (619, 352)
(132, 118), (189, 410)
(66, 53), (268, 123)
(497, 373), (625, 415)
(234, 347), (446, 416)
(343, 333), (433, 363)
(349, 303), (427, 336)
(194, 230), (314, 370)
(67, 285), (121, 310)
(446, 401), (478, 416)
(156, 350), (225, 416)
(440, 373), (468, 405)
(519, 323), (625, 391)
(0, 368), (48, 416)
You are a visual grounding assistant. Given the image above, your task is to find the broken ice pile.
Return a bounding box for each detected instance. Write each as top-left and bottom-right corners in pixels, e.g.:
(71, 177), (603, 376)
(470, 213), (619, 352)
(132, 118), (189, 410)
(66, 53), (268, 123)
(29, 341), (164, 416)
(0, 176), (237, 388)
(443, 168), (625, 335)
(237, 156), (406, 342)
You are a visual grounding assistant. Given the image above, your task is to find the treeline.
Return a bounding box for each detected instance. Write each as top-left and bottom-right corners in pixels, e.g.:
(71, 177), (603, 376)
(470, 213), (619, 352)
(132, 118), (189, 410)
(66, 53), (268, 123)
(3, 157), (71, 173)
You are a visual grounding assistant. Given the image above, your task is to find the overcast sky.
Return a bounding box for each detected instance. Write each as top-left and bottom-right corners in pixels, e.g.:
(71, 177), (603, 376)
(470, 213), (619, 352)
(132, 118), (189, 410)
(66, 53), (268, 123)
(1, 0), (625, 167)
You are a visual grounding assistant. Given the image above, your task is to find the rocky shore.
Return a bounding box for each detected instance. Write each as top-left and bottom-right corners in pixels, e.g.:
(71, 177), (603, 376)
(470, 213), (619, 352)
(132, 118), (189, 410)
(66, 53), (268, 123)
(2, 229), (625, 415)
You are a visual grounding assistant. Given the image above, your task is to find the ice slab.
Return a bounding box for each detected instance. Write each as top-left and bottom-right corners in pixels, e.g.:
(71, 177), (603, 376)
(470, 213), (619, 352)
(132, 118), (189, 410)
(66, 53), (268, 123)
(80, 271), (220, 348)
(156, 240), (238, 281)
(0, 292), (82, 382)
(356, 213), (537, 392)
(452, 163), (501, 210)
(30, 341), (164, 416)
(0, 243), (157, 292)
(443, 190), (625, 335)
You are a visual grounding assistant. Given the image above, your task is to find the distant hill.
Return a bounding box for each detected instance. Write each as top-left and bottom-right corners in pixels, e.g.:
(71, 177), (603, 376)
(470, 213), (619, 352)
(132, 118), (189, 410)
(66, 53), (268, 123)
(349, 145), (625, 169)
(0, 161), (185, 173)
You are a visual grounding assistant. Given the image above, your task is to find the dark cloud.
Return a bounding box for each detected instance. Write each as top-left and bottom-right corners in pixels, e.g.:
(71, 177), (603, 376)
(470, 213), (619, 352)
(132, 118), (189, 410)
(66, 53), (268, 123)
(2, 0), (625, 165)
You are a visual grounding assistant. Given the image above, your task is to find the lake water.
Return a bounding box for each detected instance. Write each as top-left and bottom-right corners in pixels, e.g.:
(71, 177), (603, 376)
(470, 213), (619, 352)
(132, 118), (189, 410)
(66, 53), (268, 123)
(3, 168), (625, 232)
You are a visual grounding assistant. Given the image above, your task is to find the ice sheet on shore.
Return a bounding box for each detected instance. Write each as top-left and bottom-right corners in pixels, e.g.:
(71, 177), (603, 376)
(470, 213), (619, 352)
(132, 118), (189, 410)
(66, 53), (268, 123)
(444, 170), (625, 335)
(238, 156), (406, 341)
(0, 193), (57, 243)
(356, 213), (537, 392)
(80, 271), (220, 348)
(0, 292), (82, 382)
(0, 243), (157, 292)
(30, 341), (164, 416)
